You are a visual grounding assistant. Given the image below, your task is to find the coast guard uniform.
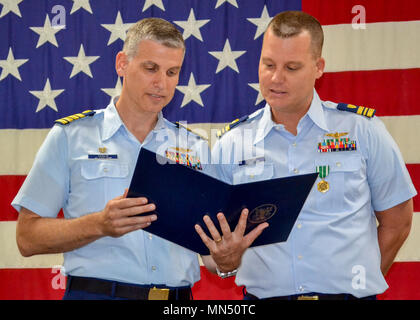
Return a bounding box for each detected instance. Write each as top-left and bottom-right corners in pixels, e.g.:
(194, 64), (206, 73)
(12, 97), (211, 298)
(213, 89), (416, 299)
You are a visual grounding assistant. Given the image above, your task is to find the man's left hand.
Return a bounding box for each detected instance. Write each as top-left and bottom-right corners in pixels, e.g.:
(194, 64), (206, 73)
(195, 209), (269, 272)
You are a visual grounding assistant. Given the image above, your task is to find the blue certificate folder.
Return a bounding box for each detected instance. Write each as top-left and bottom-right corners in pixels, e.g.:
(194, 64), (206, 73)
(127, 148), (318, 254)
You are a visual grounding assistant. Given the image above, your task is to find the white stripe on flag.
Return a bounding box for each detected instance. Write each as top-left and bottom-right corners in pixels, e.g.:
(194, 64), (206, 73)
(0, 221), (63, 268)
(1, 116), (419, 175)
(380, 115), (420, 164)
(323, 21), (420, 72)
(395, 212), (420, 262)
(1, 213), (419, 269)
(0, 129), (49, 175)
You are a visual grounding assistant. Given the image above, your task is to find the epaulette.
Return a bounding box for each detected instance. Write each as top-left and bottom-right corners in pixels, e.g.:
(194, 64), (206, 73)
(175, 121), (208, 141)
(216, 115), (249, 138)
(336, 103), (375, 118)
(55, 110), (96, 125)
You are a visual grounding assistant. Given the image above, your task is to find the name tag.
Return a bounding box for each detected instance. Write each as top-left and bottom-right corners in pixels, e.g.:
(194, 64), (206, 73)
(239, 156), (265, 166)
(88, 154), (118, 160)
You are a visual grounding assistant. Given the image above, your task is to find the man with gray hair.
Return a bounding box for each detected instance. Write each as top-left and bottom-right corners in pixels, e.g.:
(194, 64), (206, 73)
(12, 17), (253, 300)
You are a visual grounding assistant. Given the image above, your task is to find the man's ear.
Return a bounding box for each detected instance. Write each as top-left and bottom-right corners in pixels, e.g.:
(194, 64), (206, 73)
(315, 57), (325, 80)
(116, 51), (128, 77)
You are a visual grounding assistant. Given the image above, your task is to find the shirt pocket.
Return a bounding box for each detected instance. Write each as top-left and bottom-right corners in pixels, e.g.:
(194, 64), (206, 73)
(313, 153), (362, 213)
(233, 163), (274, 185)
(80, 161), (130, 209)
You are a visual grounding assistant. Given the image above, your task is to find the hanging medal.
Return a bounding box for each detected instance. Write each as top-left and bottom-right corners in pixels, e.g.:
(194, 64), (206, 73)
(316, 165), (330, 193)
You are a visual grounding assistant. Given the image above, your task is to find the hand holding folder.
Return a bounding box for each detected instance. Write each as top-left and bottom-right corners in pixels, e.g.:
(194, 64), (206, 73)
(127, 148), (318, 255)
(195, 209), (269, 272)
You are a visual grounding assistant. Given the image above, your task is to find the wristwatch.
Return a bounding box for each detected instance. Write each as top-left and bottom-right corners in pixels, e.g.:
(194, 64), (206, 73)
(216, 267), (238, 279)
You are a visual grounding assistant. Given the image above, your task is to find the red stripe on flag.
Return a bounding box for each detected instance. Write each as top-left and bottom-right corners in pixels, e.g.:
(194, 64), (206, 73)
(0, 175), (64, 221)
(1, 263), (419, 300)
(192, 267), (243, 300)
(1, 165), (418, 220)
(302, 0), (420, 25)
(377, 262), (420, 300)
(407, 164), (420, 212)
(0, 175), (25, 221)
(0, 267), (243, 300)
(0, 268), (66, 300)
(316, 69), (420, 117)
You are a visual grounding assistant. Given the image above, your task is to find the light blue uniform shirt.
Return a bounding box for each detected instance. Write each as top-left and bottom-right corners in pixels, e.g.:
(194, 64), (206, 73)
(213, 90), (416, 298)
(12, 98), (212, 287)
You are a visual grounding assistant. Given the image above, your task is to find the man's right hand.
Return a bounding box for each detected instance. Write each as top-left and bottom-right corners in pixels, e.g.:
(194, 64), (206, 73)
(98, 190), (157, 237)
(16, 190), (157, 257)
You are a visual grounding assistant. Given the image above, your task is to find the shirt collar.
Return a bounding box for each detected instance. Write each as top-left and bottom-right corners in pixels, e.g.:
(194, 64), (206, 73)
(253, 104), (275, 145)
(102, 96), (168, 142)
(307, 89), (329, 132)
(102, 97), (123, 141)
(253, 89), (329, 144)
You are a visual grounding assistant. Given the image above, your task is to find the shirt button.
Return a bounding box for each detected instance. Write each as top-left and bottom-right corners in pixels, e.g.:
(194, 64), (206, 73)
(298, 285), (305, 292)
(292, 142), (297, 147)
(151, 266), (157, 271)
(103, 168), (109, 173)
(298, 255), (303, 260)
(293, 168), (299, 174)
(297, 223), (302, 229)
(336, 162), (342, 167)
(148, 234), (153, 240)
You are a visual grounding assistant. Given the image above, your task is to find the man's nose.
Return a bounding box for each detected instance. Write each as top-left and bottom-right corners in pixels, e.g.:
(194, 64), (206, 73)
(152, 71), (166, 90)
(271, 69), (285, 84)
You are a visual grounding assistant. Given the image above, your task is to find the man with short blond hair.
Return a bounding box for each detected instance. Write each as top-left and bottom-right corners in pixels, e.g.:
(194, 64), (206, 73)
(198, 11), (416, 300)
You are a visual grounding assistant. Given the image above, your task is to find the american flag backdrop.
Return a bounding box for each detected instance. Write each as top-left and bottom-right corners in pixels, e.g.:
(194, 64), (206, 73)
(0, 0), (419, 300)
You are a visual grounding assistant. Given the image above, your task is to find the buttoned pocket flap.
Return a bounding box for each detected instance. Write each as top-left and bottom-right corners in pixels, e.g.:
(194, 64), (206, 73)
(233, 163), (274, 184)
(315, 154), (361, 173)
(81, 161), (129, 180)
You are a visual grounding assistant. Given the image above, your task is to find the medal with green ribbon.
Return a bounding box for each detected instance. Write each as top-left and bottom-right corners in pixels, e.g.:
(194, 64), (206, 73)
(316, 165), (330, 193)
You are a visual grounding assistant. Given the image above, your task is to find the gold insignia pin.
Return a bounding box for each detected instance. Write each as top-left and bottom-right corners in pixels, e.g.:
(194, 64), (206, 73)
(317, 180), (330, 193)
(325, 132), (349, 139)
(98, 147), (107, 154)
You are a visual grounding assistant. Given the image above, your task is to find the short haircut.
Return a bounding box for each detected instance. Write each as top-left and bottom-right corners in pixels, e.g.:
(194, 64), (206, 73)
(123, 17), (185, 60)
(267, 11), (324, 58)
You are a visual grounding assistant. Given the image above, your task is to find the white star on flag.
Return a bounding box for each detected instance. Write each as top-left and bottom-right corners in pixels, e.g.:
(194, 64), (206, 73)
(0, 47), (28, 81)
(209, 39), (246, 73)
(70, 0), (93, 14)
(101, 11), (134, 45)
(142, 0), (165, 12)
(30, 15), (63, 48)
(247, 5), (272, 40)
(248, 83), (265, 105)
(29, 78), (65, 112)
(173, 8), (210, 42)
(101, 77), (122, 102)
(63, 44), (100, 78)
(215, 0), (238, 9)
(176, 73), (211, 108)
(0, 0), (23, 18)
